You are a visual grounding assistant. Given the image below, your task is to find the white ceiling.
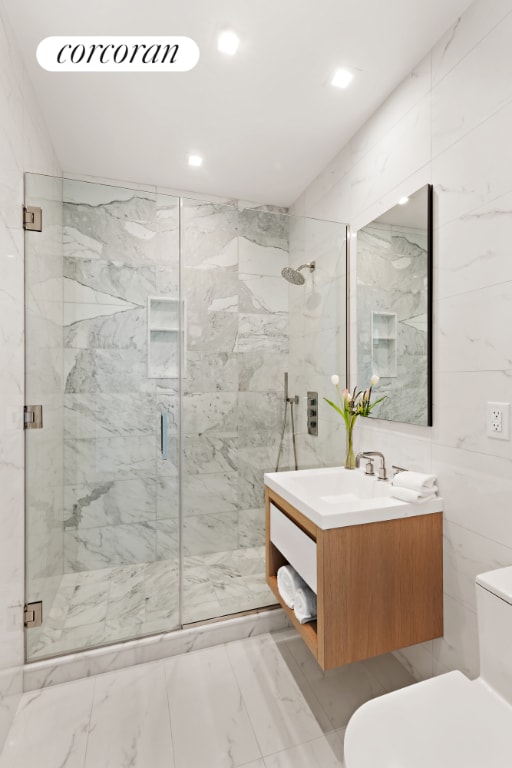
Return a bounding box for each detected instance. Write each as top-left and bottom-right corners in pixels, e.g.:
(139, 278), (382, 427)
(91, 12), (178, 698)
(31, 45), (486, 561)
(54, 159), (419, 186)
(4, 0), (474, 207)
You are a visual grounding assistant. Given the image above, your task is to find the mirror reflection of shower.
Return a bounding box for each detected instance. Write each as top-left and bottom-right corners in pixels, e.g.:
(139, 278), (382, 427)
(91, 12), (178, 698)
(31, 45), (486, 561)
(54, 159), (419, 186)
(275, 372), (299, 472)
(281, 260), (316, 285)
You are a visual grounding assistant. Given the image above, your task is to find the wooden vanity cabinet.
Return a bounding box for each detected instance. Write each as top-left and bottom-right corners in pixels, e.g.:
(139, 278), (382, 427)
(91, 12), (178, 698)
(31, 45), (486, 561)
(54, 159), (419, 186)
(265, 487), (443, 671)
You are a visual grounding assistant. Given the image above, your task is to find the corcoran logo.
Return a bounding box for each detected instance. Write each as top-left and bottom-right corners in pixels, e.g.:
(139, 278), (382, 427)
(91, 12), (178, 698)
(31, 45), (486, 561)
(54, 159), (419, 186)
(37, 36), (200, 72)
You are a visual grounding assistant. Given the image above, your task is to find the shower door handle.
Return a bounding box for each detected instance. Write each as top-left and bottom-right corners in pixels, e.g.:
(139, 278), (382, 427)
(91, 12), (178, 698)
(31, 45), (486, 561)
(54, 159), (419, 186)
(161, 411), (168, 460)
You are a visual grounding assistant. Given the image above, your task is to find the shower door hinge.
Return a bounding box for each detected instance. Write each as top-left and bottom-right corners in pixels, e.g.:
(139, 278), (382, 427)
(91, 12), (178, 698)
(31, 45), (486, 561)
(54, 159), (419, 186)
(24, 601), (43, 628)
(24, 405), (43, 429)
(23, 206), (42, 232)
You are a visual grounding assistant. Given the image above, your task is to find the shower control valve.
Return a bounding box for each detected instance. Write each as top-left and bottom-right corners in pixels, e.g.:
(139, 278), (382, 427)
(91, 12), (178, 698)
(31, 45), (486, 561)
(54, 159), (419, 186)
(307, 391), (318, 436)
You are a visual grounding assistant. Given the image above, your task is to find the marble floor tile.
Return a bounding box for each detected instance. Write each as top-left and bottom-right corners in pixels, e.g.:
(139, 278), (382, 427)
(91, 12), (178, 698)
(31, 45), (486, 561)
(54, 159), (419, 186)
(29, 545), (271, 659)
(361, 652), (416, 693)
(182, 587), (223, 624)
(214, 573), (273, 601)
(84, 662), (174, 768)
(41, 621), (108, 658)
(65, 583), (110, 628)
(226, 634), (324, 756)
(106, 584), (146, 628)
(4, 630), (419, 767)
(262, 733), (344, 768)
(165, 645), (262, 768)
(286, 636), (387, 730)
(238, 763), (265, 768)
(325, 728), (346, 765)
(0, 678), (95, 768)
(271, 632), (334, 734)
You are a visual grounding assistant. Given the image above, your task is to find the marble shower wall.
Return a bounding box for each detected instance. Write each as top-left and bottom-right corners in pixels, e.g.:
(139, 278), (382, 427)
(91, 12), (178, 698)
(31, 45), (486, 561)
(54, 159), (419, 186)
(61, 179), (180, 577)
(356, 222), (428, 424)
(237, 205), (291, 544)
(0, 3), (61, 751)
(59, 188), (290, 623)
(180, 200), (290, 617)
(287, 216), (347, 470)
(292, 0), (512, 681)
(24, 174), (64, 629)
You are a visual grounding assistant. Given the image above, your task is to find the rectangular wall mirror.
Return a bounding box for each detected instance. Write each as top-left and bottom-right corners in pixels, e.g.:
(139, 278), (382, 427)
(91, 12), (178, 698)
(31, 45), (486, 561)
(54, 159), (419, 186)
(354, 183), (433, 426)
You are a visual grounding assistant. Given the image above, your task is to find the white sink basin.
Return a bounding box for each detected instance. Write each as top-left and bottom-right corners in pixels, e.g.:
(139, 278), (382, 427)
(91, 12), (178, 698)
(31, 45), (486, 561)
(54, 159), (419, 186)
(264, 466), (443, 530)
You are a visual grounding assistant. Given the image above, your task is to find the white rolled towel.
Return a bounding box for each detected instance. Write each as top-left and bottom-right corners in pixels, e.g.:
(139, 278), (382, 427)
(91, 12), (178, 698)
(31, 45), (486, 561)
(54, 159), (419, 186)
(392, 471), (437, 492)
(390, 486), (438, 503)
(294, 585), (317, 625)
(277, 565), (306, 609)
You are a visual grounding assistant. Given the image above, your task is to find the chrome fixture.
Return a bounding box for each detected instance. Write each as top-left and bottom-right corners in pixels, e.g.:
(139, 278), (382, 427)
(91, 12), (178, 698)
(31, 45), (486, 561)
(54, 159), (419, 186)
(359, 455), (375, 476)
(281, 260), (316, 285)
(24, 404), (43, 430)
(161, 411), (169, 460)
(392, 464), (408, 477)
(355, 451), (388, 480)
(24, 601), (43, 628)
(307, 391), (318, 436)
(276, 372), (299, 471)
(23, 205), (42, 232)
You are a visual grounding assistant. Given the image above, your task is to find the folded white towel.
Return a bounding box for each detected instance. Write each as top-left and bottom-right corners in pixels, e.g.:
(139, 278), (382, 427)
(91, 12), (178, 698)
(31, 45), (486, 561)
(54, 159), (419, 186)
(392, 471), (437, 492)
(294, 586), (317, 625)
(277, 565), (306, 609)
(390, 486), (437, 503)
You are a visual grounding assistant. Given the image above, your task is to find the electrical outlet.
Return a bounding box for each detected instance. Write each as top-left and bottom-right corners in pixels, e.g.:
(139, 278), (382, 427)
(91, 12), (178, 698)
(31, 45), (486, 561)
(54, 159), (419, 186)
(487, 402), (510, 440)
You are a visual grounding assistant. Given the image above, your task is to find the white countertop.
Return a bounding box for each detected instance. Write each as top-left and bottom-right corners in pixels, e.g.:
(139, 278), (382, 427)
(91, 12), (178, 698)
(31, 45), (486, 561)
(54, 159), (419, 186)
(264, 466), (443, 530)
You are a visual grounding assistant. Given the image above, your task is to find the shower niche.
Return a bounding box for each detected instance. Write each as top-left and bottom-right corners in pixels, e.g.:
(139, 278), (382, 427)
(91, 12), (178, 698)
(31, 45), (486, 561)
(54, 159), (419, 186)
(147, 297), (185, 379)
(371, 311), (397, 378)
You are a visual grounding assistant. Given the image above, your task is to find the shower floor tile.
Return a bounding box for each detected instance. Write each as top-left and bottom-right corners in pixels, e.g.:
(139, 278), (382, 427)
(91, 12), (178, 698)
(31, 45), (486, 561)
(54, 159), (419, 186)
(2, 630), (416, 768)
(27, 545), (277, 660)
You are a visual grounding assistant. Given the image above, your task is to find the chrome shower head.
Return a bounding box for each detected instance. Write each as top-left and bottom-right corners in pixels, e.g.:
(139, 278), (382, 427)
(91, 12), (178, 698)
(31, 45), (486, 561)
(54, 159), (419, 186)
(281, 266), (305, 285)
(281, 261), (316, 285)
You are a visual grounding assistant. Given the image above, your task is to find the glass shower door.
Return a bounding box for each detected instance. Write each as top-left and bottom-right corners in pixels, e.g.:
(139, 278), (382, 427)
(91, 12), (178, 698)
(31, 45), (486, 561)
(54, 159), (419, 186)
(25, 174), (181, 660)
(179, 198), (285, 624)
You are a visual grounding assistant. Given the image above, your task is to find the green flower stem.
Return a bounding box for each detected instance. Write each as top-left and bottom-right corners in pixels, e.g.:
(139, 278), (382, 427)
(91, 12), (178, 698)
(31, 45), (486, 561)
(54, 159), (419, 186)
(345, 414), (357, 469)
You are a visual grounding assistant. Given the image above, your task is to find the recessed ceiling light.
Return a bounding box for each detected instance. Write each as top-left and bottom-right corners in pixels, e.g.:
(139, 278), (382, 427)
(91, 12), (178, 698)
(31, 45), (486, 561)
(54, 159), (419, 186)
(331, 68), (353, 89)
(398, 196), (409, 205)
(218, 30), (240, 56)
(188, 154), (203, 167)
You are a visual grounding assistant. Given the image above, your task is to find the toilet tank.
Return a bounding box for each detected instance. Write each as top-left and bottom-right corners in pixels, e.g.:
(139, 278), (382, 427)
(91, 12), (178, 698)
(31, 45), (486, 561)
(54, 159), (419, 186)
(476, 566), (512, 703)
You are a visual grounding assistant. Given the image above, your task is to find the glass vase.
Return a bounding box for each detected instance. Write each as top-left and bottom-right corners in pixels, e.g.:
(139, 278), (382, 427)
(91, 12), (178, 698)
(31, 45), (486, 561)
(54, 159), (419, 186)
(344, 417), (357, 469)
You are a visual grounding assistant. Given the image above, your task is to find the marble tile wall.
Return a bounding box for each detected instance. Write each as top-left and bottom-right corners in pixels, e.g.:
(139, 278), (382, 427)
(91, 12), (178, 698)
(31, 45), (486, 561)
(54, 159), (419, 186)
(0, 2), (61, 750)
(237, 205), (291, 540)
(180, 200), (289, 624)
(61, 179), (180, 577)
(181, 198), (240, 571)
(292, 0), (512, 680)
(57, 191), (291, 629)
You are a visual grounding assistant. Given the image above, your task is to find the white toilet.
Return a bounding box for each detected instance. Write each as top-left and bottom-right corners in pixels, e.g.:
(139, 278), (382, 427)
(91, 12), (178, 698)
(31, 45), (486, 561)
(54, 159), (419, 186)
(345, 566), (512, 767)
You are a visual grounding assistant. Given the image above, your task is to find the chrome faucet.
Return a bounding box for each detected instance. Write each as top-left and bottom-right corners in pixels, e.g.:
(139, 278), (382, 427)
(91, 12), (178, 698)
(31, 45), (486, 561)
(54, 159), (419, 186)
(355, 451), (388, 480)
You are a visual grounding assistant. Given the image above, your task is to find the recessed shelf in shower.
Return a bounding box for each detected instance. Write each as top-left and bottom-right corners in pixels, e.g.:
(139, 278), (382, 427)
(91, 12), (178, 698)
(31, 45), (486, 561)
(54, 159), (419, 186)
(371, 311), (397, 378)
(147, 297), (186, 378)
